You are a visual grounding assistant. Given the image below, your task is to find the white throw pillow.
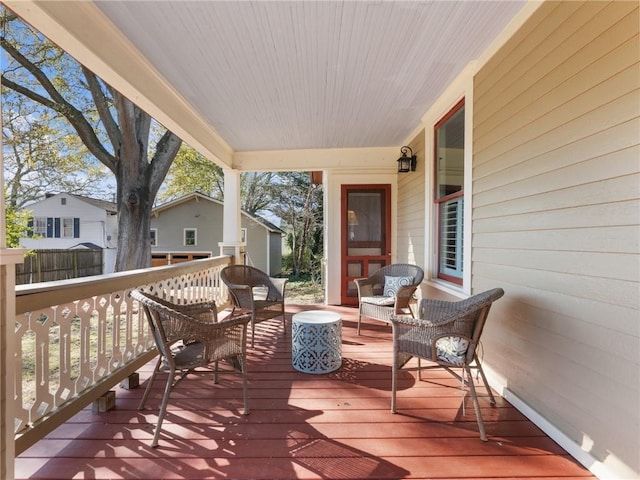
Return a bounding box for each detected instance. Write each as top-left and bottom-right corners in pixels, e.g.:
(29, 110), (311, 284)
(383, 276), (414, 297)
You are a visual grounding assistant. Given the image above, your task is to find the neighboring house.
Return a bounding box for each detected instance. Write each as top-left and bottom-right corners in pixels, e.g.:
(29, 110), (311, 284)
(150, 192), (284, 276)
(20, 193), (118, 274)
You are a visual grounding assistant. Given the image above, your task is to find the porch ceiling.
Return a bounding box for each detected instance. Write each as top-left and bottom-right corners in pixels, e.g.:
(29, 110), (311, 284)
(7, 0), (526, 170)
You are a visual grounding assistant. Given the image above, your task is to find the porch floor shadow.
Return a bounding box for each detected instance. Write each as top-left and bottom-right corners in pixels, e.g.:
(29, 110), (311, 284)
(15, 304), (595, 480)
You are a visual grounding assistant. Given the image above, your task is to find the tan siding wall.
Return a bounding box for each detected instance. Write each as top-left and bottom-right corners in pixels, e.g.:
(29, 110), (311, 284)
(396, 130), (425, 268)
(473, 1), (639, 477)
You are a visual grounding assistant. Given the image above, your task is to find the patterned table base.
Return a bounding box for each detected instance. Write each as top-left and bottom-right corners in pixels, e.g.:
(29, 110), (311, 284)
(292, 313), (342, 374)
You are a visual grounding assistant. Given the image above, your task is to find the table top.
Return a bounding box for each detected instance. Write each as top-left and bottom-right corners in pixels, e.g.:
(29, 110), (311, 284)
(292, 310), (341, 325)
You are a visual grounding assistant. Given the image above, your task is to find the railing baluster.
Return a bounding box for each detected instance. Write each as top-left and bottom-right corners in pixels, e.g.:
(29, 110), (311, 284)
(14, 255), (232, 454)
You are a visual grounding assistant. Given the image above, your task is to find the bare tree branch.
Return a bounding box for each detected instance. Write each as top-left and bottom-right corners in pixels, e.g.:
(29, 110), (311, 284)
(150, 130), (182, 197)
(82, 66), (121, 152)
(1, 36), (117, 171)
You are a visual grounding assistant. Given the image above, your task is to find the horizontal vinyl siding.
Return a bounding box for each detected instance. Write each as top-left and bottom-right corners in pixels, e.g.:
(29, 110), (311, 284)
(472, 1), (639, 477)
(396, 130), (425, 268)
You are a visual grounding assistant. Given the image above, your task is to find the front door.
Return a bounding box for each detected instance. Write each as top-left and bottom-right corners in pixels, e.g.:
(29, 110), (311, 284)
(341, 184), (391, 305)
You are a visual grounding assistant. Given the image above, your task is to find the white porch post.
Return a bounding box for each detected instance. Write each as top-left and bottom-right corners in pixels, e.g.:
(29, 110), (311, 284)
(219, 169), (244, 263)
(1, 93), (26, 480)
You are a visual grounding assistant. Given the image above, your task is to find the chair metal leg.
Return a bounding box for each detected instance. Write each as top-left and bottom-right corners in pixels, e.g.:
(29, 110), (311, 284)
(240, 354), (250, 415)
(357, 314), (362, 335)
(474, 354), (496, 405)
(151, 366), (176, 448)
(139, 357), (162, 410)
(391, 356), (398, 413)
(281, 312), (287, 338)
(465, 365), (488, 441)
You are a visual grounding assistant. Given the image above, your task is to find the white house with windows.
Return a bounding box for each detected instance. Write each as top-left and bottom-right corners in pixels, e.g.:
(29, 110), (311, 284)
(20, 193), (118, 273)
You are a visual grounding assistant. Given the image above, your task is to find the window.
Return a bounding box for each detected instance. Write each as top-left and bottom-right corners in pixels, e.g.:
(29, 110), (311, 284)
(150, 229), (158, 246)
(62, 218), (74, 238)
(30, 216), (78, 238)
(435, 99), (465, 284)
(61, 197), (67, 205)
(184, 228), (197, 246)
(34, 217), (48, 237)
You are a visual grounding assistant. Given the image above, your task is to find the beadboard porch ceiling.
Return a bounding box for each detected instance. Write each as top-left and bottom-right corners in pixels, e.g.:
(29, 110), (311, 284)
(8, 0), (526, 168)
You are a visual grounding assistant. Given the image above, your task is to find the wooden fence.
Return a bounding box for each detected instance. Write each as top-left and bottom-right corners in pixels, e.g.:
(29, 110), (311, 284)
(16, 249), (103, 285)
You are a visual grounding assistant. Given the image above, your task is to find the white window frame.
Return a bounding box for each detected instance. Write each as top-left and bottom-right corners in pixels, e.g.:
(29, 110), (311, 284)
(424, 65), (474, 294)
(434, 99), (465, 286)
(62, 217), (74, 238)
(34, 217), (47, 237)
(150, 228), (158, 247)
(184, 228), (197, 246)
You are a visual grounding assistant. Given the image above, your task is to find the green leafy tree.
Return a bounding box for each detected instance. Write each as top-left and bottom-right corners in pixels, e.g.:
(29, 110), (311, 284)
(273, 172), (323, 278)
(2, 90), (110, 208)
(240, 171), (276, 216)
(1, 9), (181, 270)
(3, 187), (31, 247)
(158, 152), (323, 278)
(159, 145), (276, 216)
(158, 144), (223, 203)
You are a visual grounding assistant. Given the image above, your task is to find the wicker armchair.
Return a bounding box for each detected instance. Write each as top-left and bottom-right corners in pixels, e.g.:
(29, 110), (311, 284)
(221, 265), (288, 346)
(390, 288), (504, 441)
(131, 290), (252, 447)
(355, 263), (424, 334)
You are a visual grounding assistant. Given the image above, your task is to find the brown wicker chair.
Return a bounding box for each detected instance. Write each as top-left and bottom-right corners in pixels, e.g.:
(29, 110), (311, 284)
(390, 288), (504, 441)
(355, 263), (424, 334)
(131, 290), (252, 447)
(220, 265), (288, 346)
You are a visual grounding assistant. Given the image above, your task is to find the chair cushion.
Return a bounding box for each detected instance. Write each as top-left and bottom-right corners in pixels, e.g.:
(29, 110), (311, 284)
(383, 276), (414, 297)
(361, 296), (395, 306)
(435, 336), (469, 366)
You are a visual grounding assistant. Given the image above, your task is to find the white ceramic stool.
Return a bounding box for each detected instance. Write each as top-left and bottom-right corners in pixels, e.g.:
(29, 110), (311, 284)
(291, 310), (342, 374)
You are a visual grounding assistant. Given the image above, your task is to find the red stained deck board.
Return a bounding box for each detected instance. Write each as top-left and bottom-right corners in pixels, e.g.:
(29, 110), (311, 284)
(15, 306), (596, 480)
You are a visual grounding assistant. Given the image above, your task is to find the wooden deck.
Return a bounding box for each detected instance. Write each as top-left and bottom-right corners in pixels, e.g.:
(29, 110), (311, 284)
(16, 304), (595, 480)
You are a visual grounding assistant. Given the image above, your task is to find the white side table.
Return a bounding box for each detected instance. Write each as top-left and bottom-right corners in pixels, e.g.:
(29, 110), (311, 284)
(291, 311), (342, 374)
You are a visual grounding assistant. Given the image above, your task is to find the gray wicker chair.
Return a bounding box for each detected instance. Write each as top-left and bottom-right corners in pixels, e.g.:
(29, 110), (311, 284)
(355, 263), (424, 334)
(131, 290), (252, 447)
(390, 288), (504, 441)
(221, 265), (288, 346)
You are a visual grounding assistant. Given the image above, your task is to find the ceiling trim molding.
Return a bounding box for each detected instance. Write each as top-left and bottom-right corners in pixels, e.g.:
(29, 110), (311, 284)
(233, 147), (399, 173)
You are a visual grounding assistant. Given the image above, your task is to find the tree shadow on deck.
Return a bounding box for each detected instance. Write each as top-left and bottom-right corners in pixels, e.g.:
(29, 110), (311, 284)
(16, 312), (411, 480)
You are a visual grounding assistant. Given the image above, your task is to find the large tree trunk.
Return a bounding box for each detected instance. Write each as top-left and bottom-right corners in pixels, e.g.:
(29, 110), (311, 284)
(112, 93), (181, 271)
(115, 174), (154, 271)
(1, 19), (182, 272)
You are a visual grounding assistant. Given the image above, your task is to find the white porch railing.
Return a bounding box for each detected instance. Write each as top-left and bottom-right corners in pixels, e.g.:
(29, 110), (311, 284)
(13, 255), (232, 454)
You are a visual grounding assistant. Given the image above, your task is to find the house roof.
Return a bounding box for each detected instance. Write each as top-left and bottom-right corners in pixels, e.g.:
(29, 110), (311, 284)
(70, 194), (117, 214)
(5, 0), (531, 171)
(152, 192), (285, 234)
(26, 193), (117, 214)
(69, 242), (103, 250)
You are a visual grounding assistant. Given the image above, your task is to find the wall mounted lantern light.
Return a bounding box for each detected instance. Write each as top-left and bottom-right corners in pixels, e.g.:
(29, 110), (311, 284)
(397, 146), (417, 173)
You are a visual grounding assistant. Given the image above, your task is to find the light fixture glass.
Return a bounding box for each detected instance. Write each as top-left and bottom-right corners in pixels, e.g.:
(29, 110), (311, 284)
(397, 146), (417, 173)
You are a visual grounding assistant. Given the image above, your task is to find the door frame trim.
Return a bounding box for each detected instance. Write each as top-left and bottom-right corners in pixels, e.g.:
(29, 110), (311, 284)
(340, 184), (391, 304)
